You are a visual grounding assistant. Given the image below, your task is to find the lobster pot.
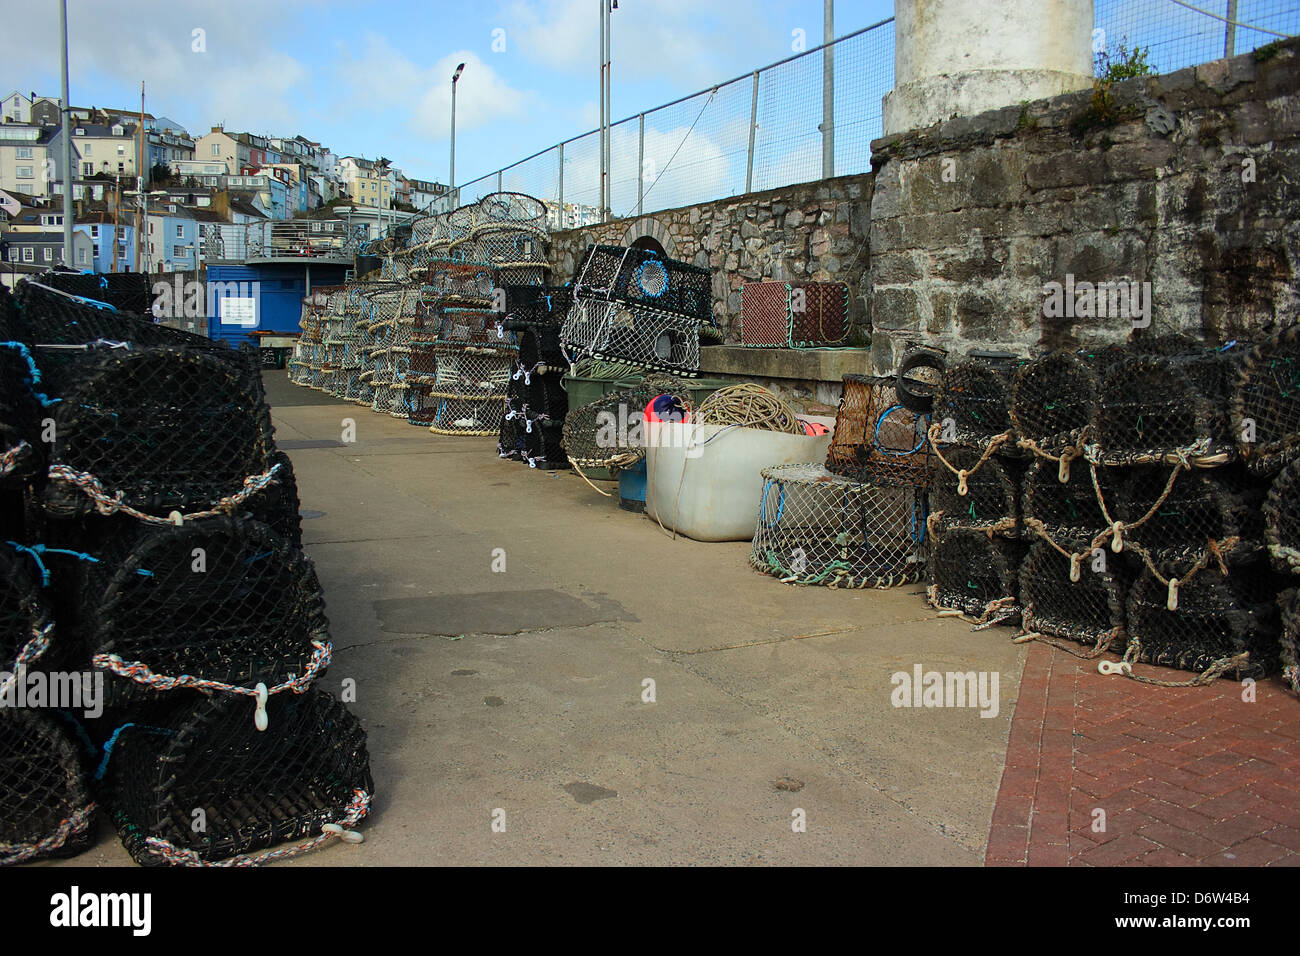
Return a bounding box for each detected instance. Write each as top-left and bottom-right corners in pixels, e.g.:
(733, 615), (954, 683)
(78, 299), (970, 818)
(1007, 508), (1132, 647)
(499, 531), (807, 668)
(437, 307), (509, 347)
(749, 464), (925, 588)
(1126, 561), (1278, 679)
(1095, 354), (1233, 465)
(506, 413), (567, 470)
(560, 297), (701, 374)
(511, 372), (569, 423)
(928, 529), (1025, 621)
(1010, 351), (1099, 455)
(496, 264), (551, 288)
(932, 360), (1018, 451)
(388, 381), (414, 420)
(78, 516), (329, 710)
(409, 215), (437, 248)
(574, 245), (713, 326)
(1280, 589), (1300, 695)
(505, 284), (574, 325)
(929, 445), (1022, 535)
(408, 344), (439, 381)
(471, 192), (549, 235)
(1019, 539), (1129, 648)
(368, 380), (393, 416)
(425, 262), (496, 300)
(429, 347), (513, 401)
(561, 383), (663, 469)
(1021, 457), (1111, 546)
(1234, 324), (1300, 476)
(35, 271), (153, 316)
(517, 327), (567, 372)
(242, 451), (303, 550)
(825, 375), (931, 488)
(498, 407), (526, 461)
(0, 710), (95, 866)
(472, 228), (549, 270)
(428, 395), (507, 437)
(11, 280), (162, 345)
(1266, 458), (1300, 574)
(740, 281), (850, 348)
(106, 689), (372, 867)
(0, 545), (51, 675)
(1114, 464), (1264, 567)
(44, 348), (277, 520)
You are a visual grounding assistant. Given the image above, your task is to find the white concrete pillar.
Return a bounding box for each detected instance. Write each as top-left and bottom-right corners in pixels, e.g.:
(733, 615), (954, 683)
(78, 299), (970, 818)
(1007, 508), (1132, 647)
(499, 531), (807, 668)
(883, 0), (1096, 134)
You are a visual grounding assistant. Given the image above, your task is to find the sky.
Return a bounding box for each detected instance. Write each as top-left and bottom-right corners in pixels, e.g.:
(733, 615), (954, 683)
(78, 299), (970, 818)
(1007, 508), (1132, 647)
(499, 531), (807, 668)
(0, 0), (897, 195)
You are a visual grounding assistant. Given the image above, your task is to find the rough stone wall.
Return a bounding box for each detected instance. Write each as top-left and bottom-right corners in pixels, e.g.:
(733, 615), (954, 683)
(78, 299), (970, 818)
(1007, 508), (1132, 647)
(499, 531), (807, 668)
(868, 38), (1300, 373)
(547, 174), (873, 344)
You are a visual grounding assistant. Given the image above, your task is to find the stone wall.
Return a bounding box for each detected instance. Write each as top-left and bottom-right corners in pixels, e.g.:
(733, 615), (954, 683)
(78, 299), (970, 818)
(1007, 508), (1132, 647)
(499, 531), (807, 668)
(547, 174), (873, 345)
(868, 38), (1300, 373)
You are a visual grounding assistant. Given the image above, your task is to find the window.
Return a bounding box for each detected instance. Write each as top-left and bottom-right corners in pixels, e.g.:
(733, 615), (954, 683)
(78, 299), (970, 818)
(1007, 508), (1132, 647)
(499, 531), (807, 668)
(15, 166), (32, 179)
(93, 244), (100, 256)
(82, 163), (93, 176)
(175, 224), (183, 238)
(21, 248), (33, 263)
(90, 225), (98, 237)
(83, 143), (92, 155)
(6, 247), (16, 262)
(16, 147), (31, 159)
(77, 248), (86, 264)
(118, 163), (124, 172)
(211, 144), (220, 156)
(42, 248), (52, 262)
(173, 245), (185, 258)
(117, 145), (125, 155)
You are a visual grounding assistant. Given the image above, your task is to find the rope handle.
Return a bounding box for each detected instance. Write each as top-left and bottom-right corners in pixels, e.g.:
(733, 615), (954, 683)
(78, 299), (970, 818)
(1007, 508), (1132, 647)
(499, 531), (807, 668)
(48, 461), (282, 525)
(0, 802), (96, 866)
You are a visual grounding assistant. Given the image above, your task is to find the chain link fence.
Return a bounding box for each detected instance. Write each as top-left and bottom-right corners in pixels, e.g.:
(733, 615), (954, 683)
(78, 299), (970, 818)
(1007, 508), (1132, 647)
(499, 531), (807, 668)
(455, 1), (1297, 226)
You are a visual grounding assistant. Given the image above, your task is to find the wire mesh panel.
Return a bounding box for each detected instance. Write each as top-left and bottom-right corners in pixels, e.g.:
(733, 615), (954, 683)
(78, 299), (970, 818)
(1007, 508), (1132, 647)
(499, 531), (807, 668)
(0, 710), (95, 866)
(749, 463), (926, 588)
(1010, 351), (1100, 460)
(740, 282), (850, 348)
(561, 297), (701, 375)
(1126, 560), (1278, 679)
(80, 516), (329, 710)
(825, 374), (931, 487)
(1234, 322), (1300, 476)
(927, 529), (1025, 623)
(1020, 538), (1129, 652)
(107, 689), (372, 866)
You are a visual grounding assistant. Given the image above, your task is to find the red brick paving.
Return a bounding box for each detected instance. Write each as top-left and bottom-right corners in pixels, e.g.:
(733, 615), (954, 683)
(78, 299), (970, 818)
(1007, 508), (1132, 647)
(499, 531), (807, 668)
(986, 642), (1300, 867)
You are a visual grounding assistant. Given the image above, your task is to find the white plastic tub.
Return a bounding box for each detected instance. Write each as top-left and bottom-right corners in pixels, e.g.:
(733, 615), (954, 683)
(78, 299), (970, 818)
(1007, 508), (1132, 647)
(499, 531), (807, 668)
(645, 420), (834, 541)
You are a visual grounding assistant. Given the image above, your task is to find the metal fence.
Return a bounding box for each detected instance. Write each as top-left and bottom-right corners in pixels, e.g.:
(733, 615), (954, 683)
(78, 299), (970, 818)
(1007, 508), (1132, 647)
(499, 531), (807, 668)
(452, 0), (1297, 225)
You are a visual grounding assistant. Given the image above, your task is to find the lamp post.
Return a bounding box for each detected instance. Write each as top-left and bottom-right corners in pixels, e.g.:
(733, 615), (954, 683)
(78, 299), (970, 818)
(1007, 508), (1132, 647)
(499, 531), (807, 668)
(59, 0), (74, 266)
(450, 62), (465, 207)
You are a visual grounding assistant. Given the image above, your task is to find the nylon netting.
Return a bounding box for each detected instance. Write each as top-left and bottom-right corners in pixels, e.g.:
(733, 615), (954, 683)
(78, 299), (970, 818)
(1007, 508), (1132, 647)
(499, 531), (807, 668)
(1265, 457), (1300, 574)
(1019, 538), (1129, 653)
(927, 528), (1024, 624)
(825, 374), (931, 488)
(1234, 323), (1300, 476)
(0, 544), (52, 678)
(1010, 350), (1099, 460)
(748, 463), (926, 588)
(928, 446), (1022, 536)
(107, 689), (371, 866)
(0, 710), (95, 866)
(740, 281), (850, 348)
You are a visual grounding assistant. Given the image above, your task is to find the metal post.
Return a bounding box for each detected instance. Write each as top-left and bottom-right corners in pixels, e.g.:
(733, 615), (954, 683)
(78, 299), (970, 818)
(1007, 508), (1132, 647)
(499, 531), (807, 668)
(605, 3), (612, 221)
(746, 71), (759, 194)
(497, 170), (503, 193)
(822, 0), (835, 180)
(637, 113), (644, 217)
(1225, 0), (1239, 58)
(599, 0), (606, 221)
(557, 141), (564, 226)
(450, 64), (464, 204)
(59, 0), (74, 266)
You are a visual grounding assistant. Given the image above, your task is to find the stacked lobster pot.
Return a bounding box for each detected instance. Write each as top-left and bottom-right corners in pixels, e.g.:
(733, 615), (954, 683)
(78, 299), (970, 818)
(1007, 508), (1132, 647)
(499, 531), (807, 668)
(925, 355), (1029, 627)
(560, 244), (717, 376)
(498, 285), (574, 469)
(0, 276), (372, 867)
(749, 373), (930, 589)
(289, 289), (329, 388)
(468, 192), (551, 288)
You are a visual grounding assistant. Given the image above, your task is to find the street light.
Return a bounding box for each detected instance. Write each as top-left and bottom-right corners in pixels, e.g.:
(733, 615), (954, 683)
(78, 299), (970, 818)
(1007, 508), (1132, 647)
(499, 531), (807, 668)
(450, 62), (465, 208)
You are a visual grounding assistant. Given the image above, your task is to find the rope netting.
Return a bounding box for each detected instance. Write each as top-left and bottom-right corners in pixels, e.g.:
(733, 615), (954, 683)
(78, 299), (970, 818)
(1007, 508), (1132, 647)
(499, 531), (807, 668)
(106, 689), (372, 866)
(749, 462), (926, 588)
(1234, 323), (1300, 476)
(825, 375), (931, 488)
(928, 445), (1022, 536)
(927, 528), (1024, 625)
(1019, 538), (1129, 653)
(1265, 457), (1300, 574)
(561, 297), (701, 375)
(1010, 350), (1099, 463)
(740, 281), (850, 348)
(0, 544), (53, 681)
(0, 710), (95, 866)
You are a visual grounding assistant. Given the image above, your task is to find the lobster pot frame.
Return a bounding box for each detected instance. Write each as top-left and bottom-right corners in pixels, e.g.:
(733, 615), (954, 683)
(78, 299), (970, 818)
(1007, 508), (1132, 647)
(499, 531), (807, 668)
(428, 395), (507, 437)
(44, 348), (277, 520)
(560, 298), (700, 375)
(928, 445), (1022, 535)
(1113, 464), (1264, 567)
(1021, 458), (1111, 546)
(825, 375), (931, 488)
(242, 450), (303, 550)
(749, 464), (926, 588)
(1094, 355), (1231, 466)
(107, 689), (372, 867)
(932, 361), (1018, 451)
(472, 229), (549, 269)
(424, 262), (496, 300)
(0, 710), (95, 866)
(0, 545), (51, 676)
(471, 192), (548, 235)
(496, 264), (551, 288)
(1010, 351), (1099, 455)
(928, 529), (1025, 621)
(1265, 457), (1300, 574)
(437, 307), (510, 347)
(80, 516), (329, 710)
(429, 347), (513, 401)
(1234, 323), (1300, 476)
(560, 382), (665, 469)
(1020, 538), (1129, 649)
(574, 245), (713, 325)
(1126, 561), (1278, 679)
(740, 281), (850, 348)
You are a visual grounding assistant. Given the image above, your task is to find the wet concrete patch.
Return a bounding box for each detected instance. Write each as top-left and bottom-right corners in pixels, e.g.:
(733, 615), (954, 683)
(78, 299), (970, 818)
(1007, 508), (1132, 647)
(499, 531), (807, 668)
(280, 439), (346, 450)
(372, 589), (635, 636)
(563, 782), (618, 804)
(484, 696), (504, 707)
(451, 669), (478, 676)
(300, 509), (326, 520)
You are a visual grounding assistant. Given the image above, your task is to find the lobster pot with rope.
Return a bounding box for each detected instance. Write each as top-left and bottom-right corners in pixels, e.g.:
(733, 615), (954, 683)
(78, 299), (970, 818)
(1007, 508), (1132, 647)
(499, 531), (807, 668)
(1234, 323), (1300, 477)
(825, 375), (932, 489)
(927, 530), (1026, 625)
(748, 463), (926, 589)
(0, 709), (95, 867)
(1018, 537), (1132, 653)
(105, 689), (372, 867)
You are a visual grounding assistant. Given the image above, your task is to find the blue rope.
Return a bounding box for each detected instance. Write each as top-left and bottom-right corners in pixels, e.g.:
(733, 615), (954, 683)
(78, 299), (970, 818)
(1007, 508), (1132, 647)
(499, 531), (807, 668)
(0, 341), (61, 407)
(93, 722), (178, 781)
(4, 541), (154, 584)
